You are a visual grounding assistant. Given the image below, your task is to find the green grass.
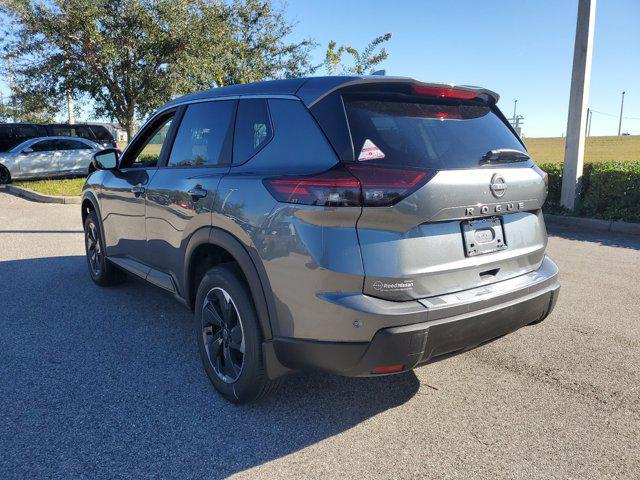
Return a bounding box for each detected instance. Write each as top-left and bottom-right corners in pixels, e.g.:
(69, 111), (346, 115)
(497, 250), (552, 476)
(524, 135), (640, 164)
(13, 177), (86, 196)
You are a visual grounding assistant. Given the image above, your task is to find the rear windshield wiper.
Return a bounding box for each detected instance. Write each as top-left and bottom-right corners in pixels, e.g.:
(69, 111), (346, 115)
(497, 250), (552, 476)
(480, 149), (530, 164)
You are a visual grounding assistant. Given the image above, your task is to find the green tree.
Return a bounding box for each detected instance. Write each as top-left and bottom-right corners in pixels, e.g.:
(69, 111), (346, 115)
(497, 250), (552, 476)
(1, 0), (316, 139)
(324, 33), (392, 75)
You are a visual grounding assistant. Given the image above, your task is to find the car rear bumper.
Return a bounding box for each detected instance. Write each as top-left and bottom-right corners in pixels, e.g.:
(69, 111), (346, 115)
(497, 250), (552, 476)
(270, 256), (559, 377)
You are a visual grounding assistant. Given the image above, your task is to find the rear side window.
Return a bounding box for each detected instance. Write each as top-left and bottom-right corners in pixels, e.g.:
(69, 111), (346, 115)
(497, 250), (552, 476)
(89, 125), (113, 141)
(14, 124), (43, 138)
(343, 97), (523, 169)
(56, 139), (90, 150)
(168, 101), (236, 167)
(233, 99), (272, 164)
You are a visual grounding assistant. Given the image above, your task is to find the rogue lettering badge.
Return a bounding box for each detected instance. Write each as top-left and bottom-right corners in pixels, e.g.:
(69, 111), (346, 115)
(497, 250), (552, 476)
(490, 173), (507, 198)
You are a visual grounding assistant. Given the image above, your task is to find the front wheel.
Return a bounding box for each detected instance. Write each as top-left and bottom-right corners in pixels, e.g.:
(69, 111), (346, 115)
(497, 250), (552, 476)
(195, 265), (280, 403)
(0, 164), (11, 185)
(84, 211), (126, 286)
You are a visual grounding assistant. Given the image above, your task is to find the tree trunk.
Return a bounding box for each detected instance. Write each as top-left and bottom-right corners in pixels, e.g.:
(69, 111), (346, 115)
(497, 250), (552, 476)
(124, 106), (137, 143)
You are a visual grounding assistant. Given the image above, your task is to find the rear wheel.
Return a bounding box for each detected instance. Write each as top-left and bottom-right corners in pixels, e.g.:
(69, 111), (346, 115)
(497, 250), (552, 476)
(195, 265), (280, 403)
(83, 211), (126, 286)
(0, 164), (10, 184)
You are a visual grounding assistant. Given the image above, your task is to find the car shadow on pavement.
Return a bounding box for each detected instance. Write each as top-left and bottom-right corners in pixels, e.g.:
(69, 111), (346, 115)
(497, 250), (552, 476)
(0, 255), (420, 479)
(547, 225), (640, 250)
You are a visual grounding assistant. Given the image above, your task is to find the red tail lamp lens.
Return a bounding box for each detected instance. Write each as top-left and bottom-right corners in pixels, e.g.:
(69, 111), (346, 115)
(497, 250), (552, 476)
(264, 165), (434, 207)
(263, 167), (361, 207)
(371, 365), (404, 374)
(347, 164), (432, 206)
(412, 85), (478, 100)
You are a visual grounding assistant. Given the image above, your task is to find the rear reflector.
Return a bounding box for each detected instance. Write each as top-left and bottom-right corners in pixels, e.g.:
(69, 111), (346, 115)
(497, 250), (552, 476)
(371, 365), (404, 374)
(263, 164), (434, 207)
(412, 85), (478, 100)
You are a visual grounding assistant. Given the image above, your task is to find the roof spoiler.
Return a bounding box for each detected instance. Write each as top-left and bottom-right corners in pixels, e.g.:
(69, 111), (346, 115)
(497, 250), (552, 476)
(296, 76), (500, 107)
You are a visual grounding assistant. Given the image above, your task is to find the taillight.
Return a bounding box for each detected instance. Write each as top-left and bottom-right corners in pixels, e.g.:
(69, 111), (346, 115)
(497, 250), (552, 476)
(263, 166), (360, 207)
(347, 164), (432, 206)
(263, 164), (434, 207)
(412, 85), (478, 100)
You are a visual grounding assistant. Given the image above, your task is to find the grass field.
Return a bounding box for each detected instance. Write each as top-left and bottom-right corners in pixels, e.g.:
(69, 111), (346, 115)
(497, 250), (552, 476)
(13, 177), (85, 196)
(524, 135), (640, 164)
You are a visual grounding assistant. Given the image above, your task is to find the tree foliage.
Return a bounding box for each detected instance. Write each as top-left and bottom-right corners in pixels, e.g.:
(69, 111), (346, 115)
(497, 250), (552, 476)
(324, 33), (392, 75)
(1, 0), (316, 138)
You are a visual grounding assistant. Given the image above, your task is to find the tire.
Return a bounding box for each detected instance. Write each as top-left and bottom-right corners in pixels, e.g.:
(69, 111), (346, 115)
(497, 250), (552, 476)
(83, 210), (126, 286)
(195, 265), (280, 403)
(0, 164), (11, 185)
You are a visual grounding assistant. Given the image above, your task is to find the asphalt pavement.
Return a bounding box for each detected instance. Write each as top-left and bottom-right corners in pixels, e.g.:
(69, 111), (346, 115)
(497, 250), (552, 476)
(1, 191), (639, 479)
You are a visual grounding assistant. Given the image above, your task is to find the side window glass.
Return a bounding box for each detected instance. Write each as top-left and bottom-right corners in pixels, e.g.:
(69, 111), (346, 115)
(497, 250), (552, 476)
(57, 139), (88, 150)
(31, 140), (58, 152)
(167, 101), (235, 167)
(233, 99), (272, 164)
(129, 118), (173, 168)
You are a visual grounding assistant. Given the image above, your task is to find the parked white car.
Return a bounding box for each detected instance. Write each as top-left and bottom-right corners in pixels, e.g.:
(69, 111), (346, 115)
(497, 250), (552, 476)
(0, 136), (100, 184)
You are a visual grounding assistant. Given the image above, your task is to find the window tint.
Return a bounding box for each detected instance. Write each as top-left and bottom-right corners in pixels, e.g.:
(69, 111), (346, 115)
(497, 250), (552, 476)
(258, 99), (337, 173)
(46, 125), (94, 140)
(343, 97), (524, 169)
(15, 125), (42, 138)
(122, 117), (173, 168)
(233, 99), (272, 164)
(56, 139), (90, 150)
(89, 125), (114, 141)
(168, 101), (235, 167)
(31, 139), (59, 152)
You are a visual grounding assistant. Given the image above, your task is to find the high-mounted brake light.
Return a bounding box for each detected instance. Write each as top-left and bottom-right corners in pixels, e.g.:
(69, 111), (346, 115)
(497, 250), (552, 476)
(263, 164), (435, 207)
(412, 85), (478, 100)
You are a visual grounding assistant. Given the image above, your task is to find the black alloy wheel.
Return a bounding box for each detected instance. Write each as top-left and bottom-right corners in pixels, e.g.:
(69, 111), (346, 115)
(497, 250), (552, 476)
(201, 287), (245, 383)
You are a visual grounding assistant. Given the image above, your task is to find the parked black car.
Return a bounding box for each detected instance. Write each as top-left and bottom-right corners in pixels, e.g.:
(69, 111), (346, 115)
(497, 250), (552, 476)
(0, 122), (116, 152)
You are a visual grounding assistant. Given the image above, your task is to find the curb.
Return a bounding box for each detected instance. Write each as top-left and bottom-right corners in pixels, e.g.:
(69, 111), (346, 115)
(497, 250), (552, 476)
(0, 184), (81, 205)
(544, 213), (640, 236)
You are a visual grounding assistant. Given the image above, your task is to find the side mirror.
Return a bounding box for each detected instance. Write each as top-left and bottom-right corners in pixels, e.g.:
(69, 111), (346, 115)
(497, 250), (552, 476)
(92, 148), (119, 170)
(21, 147), (34, 154)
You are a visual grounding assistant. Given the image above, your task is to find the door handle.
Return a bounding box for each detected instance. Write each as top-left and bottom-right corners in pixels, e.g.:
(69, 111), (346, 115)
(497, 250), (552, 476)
(131, 185), (146, 197)
(188, 187), (208, 201)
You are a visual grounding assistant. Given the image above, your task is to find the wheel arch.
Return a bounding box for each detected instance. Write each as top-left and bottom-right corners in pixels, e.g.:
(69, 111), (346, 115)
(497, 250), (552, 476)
(0, 163), (11, 184)
(81, 191), (102, 228)
(183, 227), (277, 340)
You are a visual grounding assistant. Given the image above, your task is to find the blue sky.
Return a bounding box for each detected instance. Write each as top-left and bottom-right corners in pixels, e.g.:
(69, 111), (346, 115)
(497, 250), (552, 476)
(1, 0), (637, 137)
(285, 0), (639, 137)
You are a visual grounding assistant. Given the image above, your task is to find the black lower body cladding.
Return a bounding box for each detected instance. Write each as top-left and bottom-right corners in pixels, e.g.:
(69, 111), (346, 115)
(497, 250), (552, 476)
(273, 281), (560, 377)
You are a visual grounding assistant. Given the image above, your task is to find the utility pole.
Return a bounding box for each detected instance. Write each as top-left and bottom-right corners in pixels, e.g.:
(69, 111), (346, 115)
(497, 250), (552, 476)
(561, 0), (596, 212)
(513, 99), (518, 123)
(586, 108), (592, 136)
(7, 54), (17, 122)
(67, 90), (75, 124)
(617, 91), (625, 136)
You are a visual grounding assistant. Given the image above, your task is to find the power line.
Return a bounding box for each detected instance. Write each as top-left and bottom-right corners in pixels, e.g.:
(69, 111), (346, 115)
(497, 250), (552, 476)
(590, 108), (640, 120)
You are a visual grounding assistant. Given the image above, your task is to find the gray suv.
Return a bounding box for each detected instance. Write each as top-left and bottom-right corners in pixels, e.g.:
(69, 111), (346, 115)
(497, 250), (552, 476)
(82, 76), (559, 403)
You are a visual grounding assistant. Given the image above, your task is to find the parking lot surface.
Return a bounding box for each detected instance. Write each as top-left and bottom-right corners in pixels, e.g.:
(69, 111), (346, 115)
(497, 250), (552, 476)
(1, 191), (639, 479)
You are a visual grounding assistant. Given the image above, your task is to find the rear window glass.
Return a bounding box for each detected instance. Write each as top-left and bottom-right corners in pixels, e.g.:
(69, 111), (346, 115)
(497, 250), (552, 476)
(89, 125), (113, 141)
(343, 97), (524, 169)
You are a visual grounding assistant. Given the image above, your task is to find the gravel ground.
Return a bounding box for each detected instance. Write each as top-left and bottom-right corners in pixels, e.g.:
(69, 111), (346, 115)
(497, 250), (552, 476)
(1, 191), (639, 479)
